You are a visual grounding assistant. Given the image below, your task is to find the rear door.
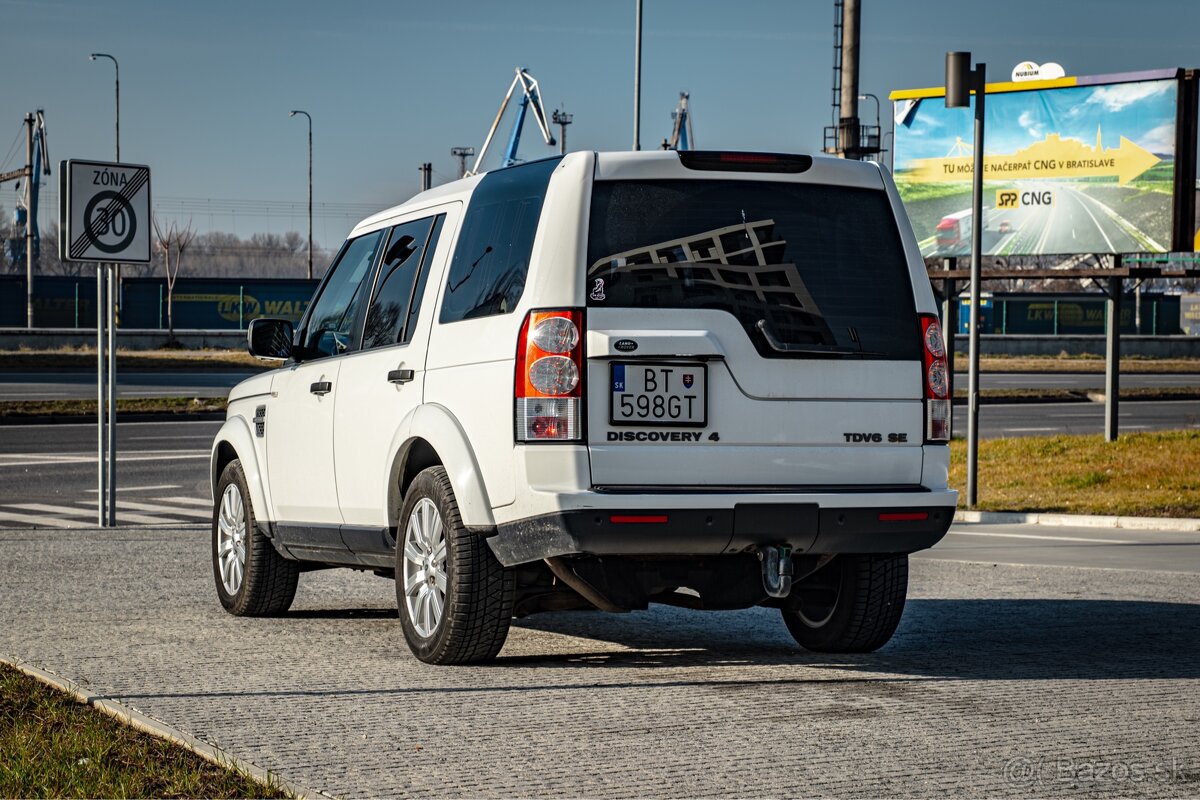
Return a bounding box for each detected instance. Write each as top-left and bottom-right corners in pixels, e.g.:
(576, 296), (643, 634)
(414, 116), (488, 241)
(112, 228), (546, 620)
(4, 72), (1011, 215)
(584, 170), (926, 488)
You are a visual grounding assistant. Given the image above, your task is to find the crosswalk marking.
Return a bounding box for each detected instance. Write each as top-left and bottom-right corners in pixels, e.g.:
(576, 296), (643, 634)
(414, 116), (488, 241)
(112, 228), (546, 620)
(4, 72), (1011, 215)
(4, 503), (172, 526)
(0, 509), (92, 528)
(0, 451), (209, 469)
(73, 498), (211, 520)
(7, 503), (94, 518)
(163, 496), (212, 508)
(0, 496), (215, 528)
(85, 484), (182, 494)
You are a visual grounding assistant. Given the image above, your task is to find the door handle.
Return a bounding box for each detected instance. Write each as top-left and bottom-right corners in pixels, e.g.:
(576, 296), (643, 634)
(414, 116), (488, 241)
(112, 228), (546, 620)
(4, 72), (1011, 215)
(387, 369), (415, 385)
(310, 381), (332, 395)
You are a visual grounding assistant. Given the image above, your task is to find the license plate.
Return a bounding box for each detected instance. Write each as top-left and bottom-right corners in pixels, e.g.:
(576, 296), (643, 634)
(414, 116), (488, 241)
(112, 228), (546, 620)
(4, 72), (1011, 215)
(610, 363), (707, 427)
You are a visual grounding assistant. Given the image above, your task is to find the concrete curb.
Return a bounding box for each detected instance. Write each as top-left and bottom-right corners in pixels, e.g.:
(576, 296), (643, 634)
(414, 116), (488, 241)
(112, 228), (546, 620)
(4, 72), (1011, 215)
(954, 509), (1200, 532)
(0, 656), (335, 800)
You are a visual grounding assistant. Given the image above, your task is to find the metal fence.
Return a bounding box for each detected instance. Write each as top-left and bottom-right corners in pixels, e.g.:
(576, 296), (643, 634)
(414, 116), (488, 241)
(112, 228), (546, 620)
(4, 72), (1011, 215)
(0, 276), (319, 329)
(0, 277), (1191, 335)
(958, 294), (1183, 336)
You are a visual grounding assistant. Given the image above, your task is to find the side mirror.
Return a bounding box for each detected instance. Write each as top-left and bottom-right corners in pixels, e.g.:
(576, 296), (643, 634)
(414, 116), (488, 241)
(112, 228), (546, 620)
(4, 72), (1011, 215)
(247, 318), (294, 362)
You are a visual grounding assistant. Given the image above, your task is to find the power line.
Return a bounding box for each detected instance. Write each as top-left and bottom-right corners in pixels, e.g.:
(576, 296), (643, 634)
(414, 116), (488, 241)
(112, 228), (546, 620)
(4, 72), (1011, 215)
(0, 121), (25, 172)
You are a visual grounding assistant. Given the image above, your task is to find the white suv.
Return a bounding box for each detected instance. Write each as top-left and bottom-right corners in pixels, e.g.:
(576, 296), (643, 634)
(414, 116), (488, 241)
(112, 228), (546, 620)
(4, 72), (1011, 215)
(210, 150), (957, 664)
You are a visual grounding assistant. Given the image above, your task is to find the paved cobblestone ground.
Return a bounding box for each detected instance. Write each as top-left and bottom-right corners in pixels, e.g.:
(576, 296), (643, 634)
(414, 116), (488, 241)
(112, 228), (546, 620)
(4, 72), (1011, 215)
(1, 527), (1197, 798)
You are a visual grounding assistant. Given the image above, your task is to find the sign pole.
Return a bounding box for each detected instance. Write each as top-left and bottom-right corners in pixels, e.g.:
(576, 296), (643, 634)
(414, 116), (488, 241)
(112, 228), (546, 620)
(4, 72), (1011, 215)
(945, 51), (985, 508)
(59, 159), (151, 527)
(96, 263), (106, 525)
(966, 64), (985, 509)
(107, 263), (117, 525)
(1105, 264), (1122, 442)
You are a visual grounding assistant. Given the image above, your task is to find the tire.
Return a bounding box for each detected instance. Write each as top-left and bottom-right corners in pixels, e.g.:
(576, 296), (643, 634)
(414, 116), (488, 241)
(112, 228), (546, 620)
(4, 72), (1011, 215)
(212, 459), (299, 616)
(781, 554), (908, 653)
(396, 466), (514, 664)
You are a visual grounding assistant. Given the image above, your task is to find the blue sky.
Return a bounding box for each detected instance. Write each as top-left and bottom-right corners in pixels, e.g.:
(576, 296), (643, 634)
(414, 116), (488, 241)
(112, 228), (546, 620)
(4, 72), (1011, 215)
(3, 0), (1199, 248)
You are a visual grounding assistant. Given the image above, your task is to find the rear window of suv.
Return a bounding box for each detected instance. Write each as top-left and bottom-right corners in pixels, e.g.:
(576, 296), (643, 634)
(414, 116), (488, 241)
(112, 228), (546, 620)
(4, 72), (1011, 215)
(586, 179), (920, 360)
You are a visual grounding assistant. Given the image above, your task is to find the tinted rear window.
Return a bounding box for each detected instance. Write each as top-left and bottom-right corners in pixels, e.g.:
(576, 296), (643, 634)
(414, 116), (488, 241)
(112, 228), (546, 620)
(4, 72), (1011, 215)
(586, 180), (919, 360)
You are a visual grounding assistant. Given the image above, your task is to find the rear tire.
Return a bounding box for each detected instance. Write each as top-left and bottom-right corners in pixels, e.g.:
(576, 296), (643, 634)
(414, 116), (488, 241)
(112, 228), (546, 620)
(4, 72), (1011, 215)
(781, 554), (908, 653)
(212, 459), (299, 616)
(396, 466), (514, 664)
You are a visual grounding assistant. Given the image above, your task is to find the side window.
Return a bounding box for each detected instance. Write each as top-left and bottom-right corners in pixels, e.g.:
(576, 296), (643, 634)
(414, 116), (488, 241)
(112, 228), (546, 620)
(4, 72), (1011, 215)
(438, 157), (560, 324)
(302, 230), (384, 359)
(362, 215), (444, 350)
(401, 215), (445, 342)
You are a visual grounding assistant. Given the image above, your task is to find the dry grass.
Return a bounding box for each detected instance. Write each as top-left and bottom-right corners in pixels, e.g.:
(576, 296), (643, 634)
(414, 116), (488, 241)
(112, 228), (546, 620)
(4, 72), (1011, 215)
(0, 347), (267, 371)
(954, 387), (1200, 404)
(0, 398), (227, 417)
(0, 663), (286, 798)
(974, 355), (1200, 374)
(950, 430), (1200, 517)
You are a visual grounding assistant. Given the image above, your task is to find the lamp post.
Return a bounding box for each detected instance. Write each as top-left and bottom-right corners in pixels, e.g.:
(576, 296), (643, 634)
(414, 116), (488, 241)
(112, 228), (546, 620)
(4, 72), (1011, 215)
(289, 110), (313, 280)
(89, 54), (119, 159)
(633, 0), (642, 150)
(858, 93), (881, 159)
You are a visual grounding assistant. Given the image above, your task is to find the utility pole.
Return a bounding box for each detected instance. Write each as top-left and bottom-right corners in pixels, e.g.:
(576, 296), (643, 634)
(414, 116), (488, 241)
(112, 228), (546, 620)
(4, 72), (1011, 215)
(552, 109), (573, 155)
(837, 0), (861, 158)
(24, 113), (34, 328)
(419, 162), (432, 191)
(633, 0), (643, 150)
(451, 147), (475, 179)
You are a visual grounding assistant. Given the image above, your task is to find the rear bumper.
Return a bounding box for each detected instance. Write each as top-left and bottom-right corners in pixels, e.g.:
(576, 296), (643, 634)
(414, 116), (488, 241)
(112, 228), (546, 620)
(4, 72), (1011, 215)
(487, 495), (955, 566)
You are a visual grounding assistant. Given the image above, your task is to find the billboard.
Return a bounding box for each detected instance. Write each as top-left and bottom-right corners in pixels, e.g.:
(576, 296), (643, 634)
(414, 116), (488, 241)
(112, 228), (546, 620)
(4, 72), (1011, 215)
(891, 69), (1197, 257)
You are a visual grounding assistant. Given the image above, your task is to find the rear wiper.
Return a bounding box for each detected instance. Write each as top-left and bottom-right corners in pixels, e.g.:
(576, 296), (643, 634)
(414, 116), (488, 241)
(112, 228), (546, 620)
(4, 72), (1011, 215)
(755, 320), (885, 357)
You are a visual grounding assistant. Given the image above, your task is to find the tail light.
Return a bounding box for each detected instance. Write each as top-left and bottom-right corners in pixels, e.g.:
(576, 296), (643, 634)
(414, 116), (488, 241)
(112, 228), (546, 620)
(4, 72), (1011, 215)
(515, 309), (584, 442)
(920, 314), (950, 442)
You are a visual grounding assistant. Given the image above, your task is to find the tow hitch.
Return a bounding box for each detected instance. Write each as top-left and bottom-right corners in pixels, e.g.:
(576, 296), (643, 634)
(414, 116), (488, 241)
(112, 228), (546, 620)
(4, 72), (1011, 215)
(758, 545), (793, 598)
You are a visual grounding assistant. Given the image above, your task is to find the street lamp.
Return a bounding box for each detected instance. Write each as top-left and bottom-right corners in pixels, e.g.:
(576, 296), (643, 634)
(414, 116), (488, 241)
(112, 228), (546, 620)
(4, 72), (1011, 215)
(858, 93), (881, 158)
(89, 54), (119, 160)
(289, 110), (313, 280)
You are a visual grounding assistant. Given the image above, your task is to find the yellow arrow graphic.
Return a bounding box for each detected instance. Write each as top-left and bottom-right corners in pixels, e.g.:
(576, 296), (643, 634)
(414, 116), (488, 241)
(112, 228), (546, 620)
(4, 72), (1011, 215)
(905, 129), (1161, 186)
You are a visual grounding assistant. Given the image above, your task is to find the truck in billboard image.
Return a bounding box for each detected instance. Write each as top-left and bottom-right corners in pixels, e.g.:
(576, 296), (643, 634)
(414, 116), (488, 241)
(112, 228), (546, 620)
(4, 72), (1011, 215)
(891, 69), (1197, 257)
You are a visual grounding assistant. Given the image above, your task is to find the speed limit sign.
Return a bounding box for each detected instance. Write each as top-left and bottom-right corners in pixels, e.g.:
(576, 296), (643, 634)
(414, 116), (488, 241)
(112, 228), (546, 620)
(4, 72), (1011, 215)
(60, 159), (151, 263)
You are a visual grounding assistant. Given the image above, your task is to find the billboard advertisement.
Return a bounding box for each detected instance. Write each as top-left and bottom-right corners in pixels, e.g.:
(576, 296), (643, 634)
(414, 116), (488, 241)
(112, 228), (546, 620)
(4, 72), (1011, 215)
(891, 69), (1197, 257)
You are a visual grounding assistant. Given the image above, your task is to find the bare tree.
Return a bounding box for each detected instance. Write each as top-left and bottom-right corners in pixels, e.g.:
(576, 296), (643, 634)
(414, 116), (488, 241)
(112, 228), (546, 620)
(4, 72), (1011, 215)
(153, 217), (197, 344)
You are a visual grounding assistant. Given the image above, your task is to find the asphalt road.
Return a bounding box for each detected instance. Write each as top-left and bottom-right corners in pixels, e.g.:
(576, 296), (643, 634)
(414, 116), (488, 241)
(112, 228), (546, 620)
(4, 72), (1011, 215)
(0, 370), (257, 400)
(2, 406), (1198, 528)
(1, 526), (1195, 797)
(0, 369), (1196, 401)
(0, 420), (217, 527)
(953, 372), (1200, 390)
(952, 399), (1200, 438)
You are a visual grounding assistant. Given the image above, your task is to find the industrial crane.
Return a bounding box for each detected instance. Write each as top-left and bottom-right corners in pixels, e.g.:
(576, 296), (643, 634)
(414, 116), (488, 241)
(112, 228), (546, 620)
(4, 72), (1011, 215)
(468, 67), (556, 176)
(661, 92), (694, 151)
(1, 110), (50, 270)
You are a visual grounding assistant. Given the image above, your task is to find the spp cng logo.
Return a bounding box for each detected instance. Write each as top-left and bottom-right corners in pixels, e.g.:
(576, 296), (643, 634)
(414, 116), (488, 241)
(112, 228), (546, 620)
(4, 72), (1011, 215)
(996, 189), (1054, 209)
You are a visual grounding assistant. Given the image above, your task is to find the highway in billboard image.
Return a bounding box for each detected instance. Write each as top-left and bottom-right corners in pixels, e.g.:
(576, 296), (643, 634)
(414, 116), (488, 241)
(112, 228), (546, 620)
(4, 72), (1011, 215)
(892, 73), (1180, 257)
